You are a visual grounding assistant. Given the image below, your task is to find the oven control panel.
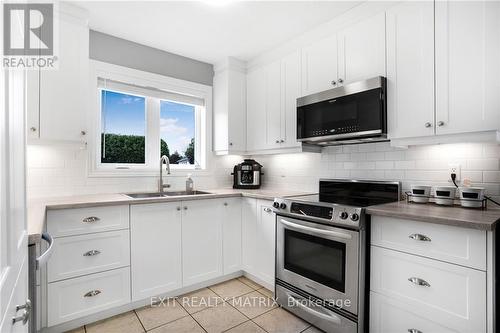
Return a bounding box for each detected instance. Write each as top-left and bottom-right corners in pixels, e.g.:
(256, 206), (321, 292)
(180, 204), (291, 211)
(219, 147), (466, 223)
(272, 198), (363, 228)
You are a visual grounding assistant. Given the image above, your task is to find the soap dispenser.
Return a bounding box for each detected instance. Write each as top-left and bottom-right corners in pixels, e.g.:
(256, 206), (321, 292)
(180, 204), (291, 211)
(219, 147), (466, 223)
(186, 173), (194, 194)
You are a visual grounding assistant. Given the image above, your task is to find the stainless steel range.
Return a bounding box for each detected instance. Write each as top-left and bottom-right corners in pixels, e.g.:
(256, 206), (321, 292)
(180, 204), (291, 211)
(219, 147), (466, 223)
(273, 179), (400, 333)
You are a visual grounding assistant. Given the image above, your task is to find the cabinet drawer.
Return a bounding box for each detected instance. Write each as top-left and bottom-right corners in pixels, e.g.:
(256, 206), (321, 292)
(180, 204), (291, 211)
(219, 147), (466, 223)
(370, 292), (457, 333)
(47, 205), (129, 237)
(48, 267), (130, 326)
(371, 216), (486, 270)
(370, 246), (486, 332)
(47, 230), (130, 282)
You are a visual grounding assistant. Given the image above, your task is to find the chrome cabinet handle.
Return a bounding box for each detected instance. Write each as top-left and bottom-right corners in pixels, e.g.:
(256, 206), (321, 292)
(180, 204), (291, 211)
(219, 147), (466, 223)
(280, 139), (285, 143)
(183, 206), (188, 210)
(338, 78), (344, 84)
(83, 250), (101, 257)
(409, 233), (431, 242)
(437, 121), (445, 126)
(408, 277), (431, 287)
(229, 142), (233, 146)
(224, 202), (228, 206)
(331, 80), (337, 86)
(176, 206), (181, 211)
(30, 127), (37, 132)
(424, 122), (432, 128)
(81, 130), (86, 136)
(408, 329), (423, 333)
(275, 140), (280, 143)
(82, 216), (100, 223)
(84, 290), (101, 297)
(263, 207), (272, 212)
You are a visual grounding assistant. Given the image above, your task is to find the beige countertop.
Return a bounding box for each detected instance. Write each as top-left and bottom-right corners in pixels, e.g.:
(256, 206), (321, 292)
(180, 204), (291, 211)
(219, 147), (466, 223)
(366, 200), (500, 231)
(28, 188), (312, 245)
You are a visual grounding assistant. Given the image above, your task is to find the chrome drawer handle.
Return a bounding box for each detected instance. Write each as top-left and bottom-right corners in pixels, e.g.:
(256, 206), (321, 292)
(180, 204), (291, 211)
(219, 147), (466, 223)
(83, 250), (101, 257)
(408, 329), (423, 333)
(408, 277), (431, 287)
(409, 233), (431, 242)
(263, 207), (272, 212)
(84, 290), (101, 297)
(82, 216), (100, 223)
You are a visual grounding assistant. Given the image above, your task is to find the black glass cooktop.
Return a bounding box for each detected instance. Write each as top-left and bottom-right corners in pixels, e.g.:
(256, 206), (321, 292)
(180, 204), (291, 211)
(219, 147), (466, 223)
(288, 180), (400, 208)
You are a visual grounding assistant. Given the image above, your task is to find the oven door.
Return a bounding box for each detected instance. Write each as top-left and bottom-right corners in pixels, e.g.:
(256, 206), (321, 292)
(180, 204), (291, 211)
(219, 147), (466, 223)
(276, 215), (359, 315)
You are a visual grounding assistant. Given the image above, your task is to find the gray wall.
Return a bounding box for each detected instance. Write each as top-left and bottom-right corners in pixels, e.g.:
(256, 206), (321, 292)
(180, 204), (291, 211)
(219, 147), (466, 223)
(89, 30), (214, 86)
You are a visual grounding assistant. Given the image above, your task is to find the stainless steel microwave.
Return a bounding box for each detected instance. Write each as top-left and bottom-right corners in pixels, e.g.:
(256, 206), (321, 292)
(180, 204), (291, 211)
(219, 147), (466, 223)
(297, 76), (387, 146)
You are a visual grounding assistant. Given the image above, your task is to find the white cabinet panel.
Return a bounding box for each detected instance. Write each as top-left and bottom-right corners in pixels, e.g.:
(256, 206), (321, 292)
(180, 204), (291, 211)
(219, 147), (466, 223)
(371, 246), (486, 333)
(48, 230), (130, 282)
(266, 60), (282, 148)
(48, 267), (130, 326)
(370, 292), (457, 333)
(435, 1), (500, 135)
(222, 198), (242, 274)
(242, 198), (258, 276)
(371, 216), (486, 270)
(130, 203), (182, 301)
(255, 200), (276, 288)
(182, 199), (223, 286)
(301, 35), (338, 96)
(281, 51), (301, 148)
(37, 15), (88, 142)
(386, 1), (435, 139)
(246, 67), (267, 151)
(338, 12), (386, 84)
(47, 205), (129, 238)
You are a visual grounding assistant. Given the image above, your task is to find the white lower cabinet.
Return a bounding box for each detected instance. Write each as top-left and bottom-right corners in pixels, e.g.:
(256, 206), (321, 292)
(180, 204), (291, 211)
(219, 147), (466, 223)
(222, 198), (243, 274)
(47, 267), (131, 326)
(241, 199), (276, 288)
(182, 199), (224, 286)
(370, 292), (457, 333)
(370, 217), (487, 333)
(130, 203), (182, 301)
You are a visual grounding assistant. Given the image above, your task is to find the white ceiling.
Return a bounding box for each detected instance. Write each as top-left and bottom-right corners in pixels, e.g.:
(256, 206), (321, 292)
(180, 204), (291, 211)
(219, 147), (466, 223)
(75, 1), (361, 64)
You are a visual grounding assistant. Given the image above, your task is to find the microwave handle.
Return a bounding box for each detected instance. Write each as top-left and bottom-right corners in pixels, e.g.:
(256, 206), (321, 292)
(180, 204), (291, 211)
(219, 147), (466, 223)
(287, 293), (342, 325)
(280, 219), (352, 240)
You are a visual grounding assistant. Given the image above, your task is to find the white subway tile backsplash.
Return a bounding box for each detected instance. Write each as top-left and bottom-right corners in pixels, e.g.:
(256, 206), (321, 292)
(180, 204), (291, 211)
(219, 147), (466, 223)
(466, 158), (499, 171)
(376, 161), (394, 169)
(384, 151), (405, 160)
(394, 160), (415, 170)
(484, 171), (500, 183)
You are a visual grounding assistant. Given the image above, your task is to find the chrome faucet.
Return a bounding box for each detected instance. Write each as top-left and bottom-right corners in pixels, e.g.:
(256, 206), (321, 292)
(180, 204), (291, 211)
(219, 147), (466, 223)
(159, 155), (171, 193)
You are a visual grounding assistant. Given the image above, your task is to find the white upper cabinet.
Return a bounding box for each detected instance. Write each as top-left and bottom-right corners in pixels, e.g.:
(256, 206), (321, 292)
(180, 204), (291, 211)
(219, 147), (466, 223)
(386, 1), (435, 139)
(338, 12), (386, 84)
(182, 199), (223, 286)
(301, 35), (338, 96)
(246, 66), (268, 151)
(435, 0), (500, 135)
(213, 58), (247, 154)
(28, 6), (89, 143)
(266, 60), (282, 149)
(281, 51), (302, 148)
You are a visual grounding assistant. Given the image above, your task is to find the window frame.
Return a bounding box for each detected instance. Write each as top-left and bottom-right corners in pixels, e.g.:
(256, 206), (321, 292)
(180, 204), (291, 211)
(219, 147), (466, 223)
(88, 60), (213, 177)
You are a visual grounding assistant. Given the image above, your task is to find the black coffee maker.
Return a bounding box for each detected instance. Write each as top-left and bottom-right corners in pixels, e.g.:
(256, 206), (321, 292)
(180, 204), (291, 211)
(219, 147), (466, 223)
(232, 159), (263, 189)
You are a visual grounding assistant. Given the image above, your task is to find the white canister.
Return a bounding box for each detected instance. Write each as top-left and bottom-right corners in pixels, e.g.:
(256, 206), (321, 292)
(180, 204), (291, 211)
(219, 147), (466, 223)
(434, 186), (457, 206)
(409, 185), (431, 203)
(459, 187), (485, 208)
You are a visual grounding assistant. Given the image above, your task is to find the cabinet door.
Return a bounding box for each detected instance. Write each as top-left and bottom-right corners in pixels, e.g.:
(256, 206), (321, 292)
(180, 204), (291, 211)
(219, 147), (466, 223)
(435, 1), (500, 135)
(241, 198), (257, 276)
(227, 70), (247, 151)
(247, 67), (267, 151)
(182, 199), (223, 286)
(39, 16), (88, 142)
(301, 35), (338, 96)
(130, 203), (182, 301)
(387, 1), (435, 139)
(256, 200), (276, 288)
(222, 198), (242, 274)
(338, 12), (386, 84)
(281, 51), (302, 148)
(266, 60), (282, 148)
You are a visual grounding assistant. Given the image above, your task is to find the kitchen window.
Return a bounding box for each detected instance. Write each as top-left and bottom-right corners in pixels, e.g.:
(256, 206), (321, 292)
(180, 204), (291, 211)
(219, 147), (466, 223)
(89, 61), (212, 176)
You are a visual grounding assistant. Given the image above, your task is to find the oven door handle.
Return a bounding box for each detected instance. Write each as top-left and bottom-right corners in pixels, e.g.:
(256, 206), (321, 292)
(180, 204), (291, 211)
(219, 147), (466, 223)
(287, 294), (342, 325)
(280, 219), (352, 240)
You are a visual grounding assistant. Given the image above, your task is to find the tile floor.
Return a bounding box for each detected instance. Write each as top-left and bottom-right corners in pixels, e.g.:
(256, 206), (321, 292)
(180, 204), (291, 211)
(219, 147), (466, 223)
(66, 277), (323, 333)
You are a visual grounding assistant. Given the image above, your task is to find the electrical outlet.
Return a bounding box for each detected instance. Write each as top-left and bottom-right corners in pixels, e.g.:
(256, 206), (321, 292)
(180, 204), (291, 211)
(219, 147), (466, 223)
(448, 163), (461, 181)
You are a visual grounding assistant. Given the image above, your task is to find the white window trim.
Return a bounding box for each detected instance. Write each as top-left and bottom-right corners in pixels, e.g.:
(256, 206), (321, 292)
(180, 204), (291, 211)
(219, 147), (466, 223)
(88, 60), (213, 177)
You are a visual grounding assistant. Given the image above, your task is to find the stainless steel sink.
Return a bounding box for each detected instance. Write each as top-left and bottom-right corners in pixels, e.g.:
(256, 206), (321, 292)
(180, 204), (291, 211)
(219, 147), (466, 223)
(124, 190), (211, 199)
